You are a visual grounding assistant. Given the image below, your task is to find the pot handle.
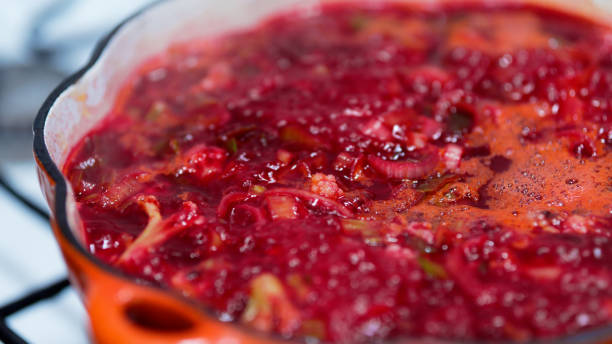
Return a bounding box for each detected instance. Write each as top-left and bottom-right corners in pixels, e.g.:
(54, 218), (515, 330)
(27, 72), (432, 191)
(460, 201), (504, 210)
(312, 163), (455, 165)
(85, 270), (257, 344)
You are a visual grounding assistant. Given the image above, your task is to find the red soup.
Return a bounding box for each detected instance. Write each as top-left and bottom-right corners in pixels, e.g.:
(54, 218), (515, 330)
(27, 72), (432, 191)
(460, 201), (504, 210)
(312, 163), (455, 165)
(65, 3), (612, 342)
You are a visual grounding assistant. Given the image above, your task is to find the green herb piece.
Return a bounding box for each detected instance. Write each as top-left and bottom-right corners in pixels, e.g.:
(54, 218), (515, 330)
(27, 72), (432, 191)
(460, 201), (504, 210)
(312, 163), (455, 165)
(416, 173), (457, 192)
(350, 15), (368, 31)
(226, 137), (238, 154)
(279, 125), (326, 150)
(418, 256), (447, 279)
(169, 139), (181, 155)
(341, 219), (383, 245)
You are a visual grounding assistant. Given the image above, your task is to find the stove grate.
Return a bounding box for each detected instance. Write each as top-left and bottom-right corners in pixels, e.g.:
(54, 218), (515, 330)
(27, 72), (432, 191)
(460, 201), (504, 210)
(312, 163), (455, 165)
(0, 173), (70, 344)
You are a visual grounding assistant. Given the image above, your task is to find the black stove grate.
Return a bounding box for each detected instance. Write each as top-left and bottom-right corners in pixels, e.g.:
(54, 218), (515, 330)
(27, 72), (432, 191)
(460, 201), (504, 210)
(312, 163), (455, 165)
(0, 173), (71, 344)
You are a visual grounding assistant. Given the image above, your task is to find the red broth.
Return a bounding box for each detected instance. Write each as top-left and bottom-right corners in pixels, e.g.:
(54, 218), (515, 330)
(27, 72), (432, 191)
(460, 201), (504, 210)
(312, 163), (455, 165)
(65, 3), (612, 342)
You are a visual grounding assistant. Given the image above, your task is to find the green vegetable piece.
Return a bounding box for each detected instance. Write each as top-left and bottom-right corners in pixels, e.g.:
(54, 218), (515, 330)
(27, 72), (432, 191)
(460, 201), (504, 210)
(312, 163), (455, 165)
(279, 125), (326, 150)
(350, 14), (368, 31)
(241, 273), (301, 335)
(226, 137), (238, 154)
(169, 139), (181, 155)
(341, 219), (383, 245)
(342, 219), (378, 236)
(418, 256), (448, 279)
(416, 173), (457, 192)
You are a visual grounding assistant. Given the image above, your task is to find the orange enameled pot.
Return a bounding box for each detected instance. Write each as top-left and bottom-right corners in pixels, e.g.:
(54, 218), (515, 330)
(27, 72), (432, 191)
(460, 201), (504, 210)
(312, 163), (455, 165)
(33, 0), (612, 343)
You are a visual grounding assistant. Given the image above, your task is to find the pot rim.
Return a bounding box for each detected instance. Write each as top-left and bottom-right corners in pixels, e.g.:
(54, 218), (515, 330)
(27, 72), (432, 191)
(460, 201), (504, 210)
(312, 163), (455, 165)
(32, 0), (612, 343)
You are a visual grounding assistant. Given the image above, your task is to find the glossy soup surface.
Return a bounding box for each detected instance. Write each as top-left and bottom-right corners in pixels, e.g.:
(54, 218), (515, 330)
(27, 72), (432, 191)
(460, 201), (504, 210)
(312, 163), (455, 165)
(65, 3), (612, 342)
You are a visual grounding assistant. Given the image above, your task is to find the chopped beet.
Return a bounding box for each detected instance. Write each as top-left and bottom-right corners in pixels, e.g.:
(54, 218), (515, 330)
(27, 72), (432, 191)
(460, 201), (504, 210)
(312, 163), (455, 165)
(463, 144), (491, 159)
(488, 155), (512, 173)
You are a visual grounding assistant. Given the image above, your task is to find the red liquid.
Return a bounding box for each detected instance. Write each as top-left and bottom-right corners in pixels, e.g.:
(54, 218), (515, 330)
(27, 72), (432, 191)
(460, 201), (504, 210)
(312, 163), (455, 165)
(65, 3), (612, 342)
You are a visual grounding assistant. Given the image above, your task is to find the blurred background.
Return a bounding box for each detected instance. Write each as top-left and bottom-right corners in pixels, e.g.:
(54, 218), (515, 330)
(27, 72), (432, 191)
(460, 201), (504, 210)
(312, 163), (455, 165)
(0, 1), (153, 343)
